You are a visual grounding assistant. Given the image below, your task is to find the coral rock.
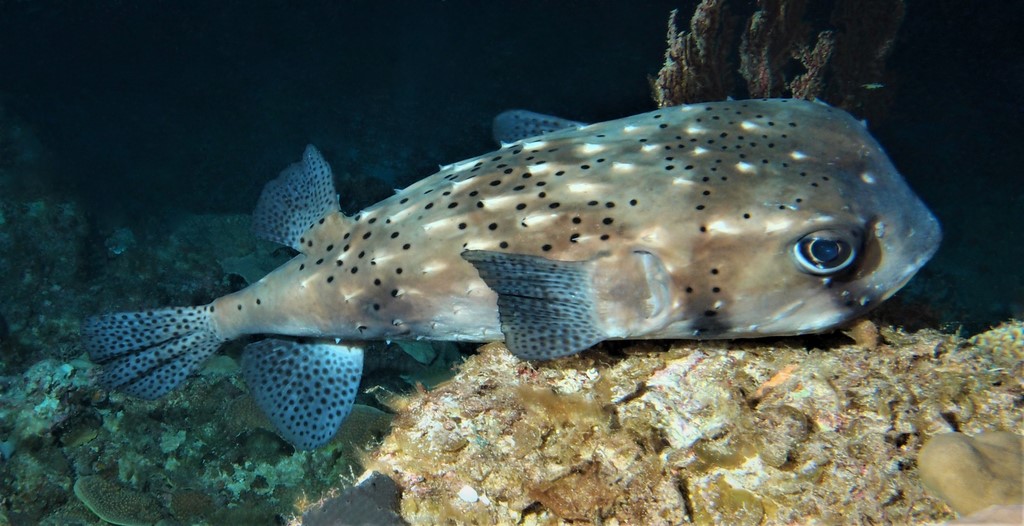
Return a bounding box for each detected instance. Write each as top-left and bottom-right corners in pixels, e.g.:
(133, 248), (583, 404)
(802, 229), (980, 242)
(73, 475), (164, 526)
(301, 471), (405, 526)
(919, 432), (1024, 516)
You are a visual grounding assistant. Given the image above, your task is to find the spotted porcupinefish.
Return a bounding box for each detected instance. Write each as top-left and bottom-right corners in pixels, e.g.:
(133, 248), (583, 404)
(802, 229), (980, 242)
(83, 99), (941, 449)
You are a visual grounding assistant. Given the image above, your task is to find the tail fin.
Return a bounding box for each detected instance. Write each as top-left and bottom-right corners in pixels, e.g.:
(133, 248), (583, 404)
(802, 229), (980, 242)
(82, 306), (227, 400)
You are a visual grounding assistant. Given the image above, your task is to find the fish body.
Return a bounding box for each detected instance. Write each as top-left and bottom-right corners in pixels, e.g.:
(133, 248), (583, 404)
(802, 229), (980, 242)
(84, 99), (941, 448)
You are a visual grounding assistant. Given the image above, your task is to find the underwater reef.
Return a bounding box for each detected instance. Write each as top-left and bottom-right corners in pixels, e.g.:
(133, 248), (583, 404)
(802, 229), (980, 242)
(370, 323), (1022, 525)
(1, 318), (1020, 524)
(1, 1), (1022, 525)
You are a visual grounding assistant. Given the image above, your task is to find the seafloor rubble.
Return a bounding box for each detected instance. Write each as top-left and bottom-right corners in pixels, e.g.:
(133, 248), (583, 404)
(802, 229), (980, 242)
(370, 322), (1023, 525)
(2, 312), (1020, 525)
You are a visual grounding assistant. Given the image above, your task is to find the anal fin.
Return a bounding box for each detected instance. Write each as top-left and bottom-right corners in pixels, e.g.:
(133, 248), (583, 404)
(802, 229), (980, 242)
(242, 339), (364, 450)
(462, 250), (607, 360)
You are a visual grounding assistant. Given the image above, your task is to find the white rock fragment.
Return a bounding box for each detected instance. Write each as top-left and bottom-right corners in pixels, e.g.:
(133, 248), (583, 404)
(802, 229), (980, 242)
(457, 484), (479, 503)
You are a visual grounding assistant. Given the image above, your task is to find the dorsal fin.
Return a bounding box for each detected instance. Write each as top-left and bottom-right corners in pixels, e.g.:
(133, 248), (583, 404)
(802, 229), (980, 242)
(252, 145), (343, 252)
(491, 110), (587, 145)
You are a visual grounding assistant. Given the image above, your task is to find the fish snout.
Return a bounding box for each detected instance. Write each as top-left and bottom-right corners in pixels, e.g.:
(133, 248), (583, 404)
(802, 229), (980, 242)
(868, 198), (942, 302)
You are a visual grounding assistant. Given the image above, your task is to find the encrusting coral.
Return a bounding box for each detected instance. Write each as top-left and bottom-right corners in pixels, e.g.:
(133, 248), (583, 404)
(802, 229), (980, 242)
(371, 322), (1022, 525)
(73, 475), (164, 526)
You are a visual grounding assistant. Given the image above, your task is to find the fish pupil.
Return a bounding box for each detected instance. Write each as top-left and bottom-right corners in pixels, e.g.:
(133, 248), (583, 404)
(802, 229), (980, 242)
(810, 239), (840, 263)
(794, 230), (858, 275)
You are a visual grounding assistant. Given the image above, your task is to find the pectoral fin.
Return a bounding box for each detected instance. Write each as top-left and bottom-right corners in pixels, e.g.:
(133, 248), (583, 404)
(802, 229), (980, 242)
(462, 250), (607, 360)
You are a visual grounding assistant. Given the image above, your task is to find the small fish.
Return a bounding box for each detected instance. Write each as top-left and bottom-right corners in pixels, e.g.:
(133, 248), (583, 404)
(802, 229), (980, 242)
(83, 99), (941, 449)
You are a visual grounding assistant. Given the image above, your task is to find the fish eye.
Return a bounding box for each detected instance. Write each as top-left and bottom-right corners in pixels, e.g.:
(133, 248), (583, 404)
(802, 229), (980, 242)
(793, 230), (857, 275)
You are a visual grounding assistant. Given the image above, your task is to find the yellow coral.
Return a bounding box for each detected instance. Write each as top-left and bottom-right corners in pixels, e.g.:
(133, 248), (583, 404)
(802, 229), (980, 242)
(968, 320), (1024, 362)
